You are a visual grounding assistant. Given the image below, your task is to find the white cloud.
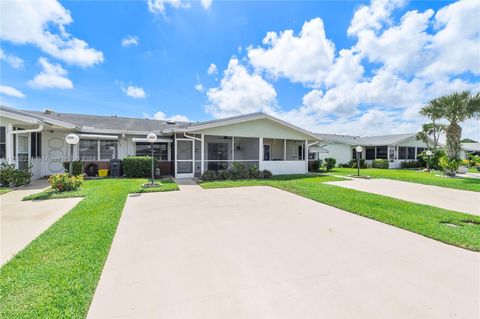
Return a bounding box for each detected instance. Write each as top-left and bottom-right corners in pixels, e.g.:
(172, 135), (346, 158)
(147, 0), (190, 16)
(201, 0), (212, 10)
(123, 86), (146, 99)
(347, 0), (407, 36)
(195, 84), (204, 92)
(248, 18), (335, 86)
(121, 36), (139, 47)
(0, 0), (103, 67)
(145, 111), (189, 122)
(28, 57), (73, 89)
(0, 49), (24, 69)
(207, 63), (217, 75)
(0, 85), (26, 98)
(205, 58), (278, 118)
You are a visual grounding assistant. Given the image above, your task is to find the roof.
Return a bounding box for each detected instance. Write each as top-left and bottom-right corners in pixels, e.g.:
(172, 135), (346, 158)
(315, 132), (418, 146)
(462, 143), (480, 152)
(20, 109), (189, 134)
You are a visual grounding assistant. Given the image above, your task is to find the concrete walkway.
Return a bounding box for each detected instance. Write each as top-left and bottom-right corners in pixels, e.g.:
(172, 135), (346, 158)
(326, 178), (480, 215)
(88, 186), (479, 319)
(0, 180), (82, 265)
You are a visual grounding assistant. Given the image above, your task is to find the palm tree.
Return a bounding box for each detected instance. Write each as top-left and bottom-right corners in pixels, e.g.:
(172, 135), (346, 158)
(416, 122), (445, 151)
(421, 91), (480, 159)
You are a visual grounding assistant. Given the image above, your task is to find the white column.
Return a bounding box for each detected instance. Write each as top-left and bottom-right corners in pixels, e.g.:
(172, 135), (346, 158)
(6, 124), (13, 164)
(284, 139), (286, 161)
(259, 137), (263, 165)
(232, 136), (235, 162)
(174, 136), (177, 178)
(305, 140), (309, 173)
(200, 134), (204, 175)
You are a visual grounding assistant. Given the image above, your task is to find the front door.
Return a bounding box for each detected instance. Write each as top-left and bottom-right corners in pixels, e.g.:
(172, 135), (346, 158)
(175, 139), (194, 178)
(17, 134), (29, 169)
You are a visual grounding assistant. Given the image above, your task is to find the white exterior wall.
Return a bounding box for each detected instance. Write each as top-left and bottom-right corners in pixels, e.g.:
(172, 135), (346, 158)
(317, 143), (352, 165)
(259, 160), (306, 175)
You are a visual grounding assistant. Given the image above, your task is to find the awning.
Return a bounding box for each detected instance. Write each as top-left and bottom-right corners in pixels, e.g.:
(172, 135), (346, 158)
(79, 134), (118, 140)
(309, 145), (329, 153)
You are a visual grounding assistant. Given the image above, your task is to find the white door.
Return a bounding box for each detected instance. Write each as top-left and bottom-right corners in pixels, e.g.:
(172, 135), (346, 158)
(16, 134), (29, 169)
(175, 139), (194, 178)
(42, 133), (67, 176)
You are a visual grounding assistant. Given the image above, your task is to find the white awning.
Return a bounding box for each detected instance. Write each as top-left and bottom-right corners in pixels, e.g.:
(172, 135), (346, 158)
(79, 134), (118, 140)
(309, 145), (328, 153)
(132, 137), (172, 143)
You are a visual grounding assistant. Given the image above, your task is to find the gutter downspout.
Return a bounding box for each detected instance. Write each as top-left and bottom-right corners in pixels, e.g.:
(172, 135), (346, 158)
(11, 125), (44, 134)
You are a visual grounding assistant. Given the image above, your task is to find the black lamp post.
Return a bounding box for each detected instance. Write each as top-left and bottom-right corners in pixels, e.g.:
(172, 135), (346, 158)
(65, 134), (79, 175)
(355, 145), (363, 177)
(146, 132), (157, 185)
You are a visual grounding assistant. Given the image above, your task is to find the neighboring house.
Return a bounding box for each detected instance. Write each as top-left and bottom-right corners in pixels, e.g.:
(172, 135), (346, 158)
(460, 143), (480, 159)
(309, 133), (430, 168)
(0, 105), (320, 179)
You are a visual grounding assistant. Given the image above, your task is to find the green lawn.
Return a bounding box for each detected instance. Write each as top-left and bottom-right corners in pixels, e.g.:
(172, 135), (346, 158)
(0, 178), (178, 319)
(0, 187), (12, 195)
(201, 175), (480, 251)
(329, 168), (480, 192)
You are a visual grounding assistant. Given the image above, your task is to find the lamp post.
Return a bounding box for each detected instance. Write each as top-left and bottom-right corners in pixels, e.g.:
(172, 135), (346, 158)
(65, 134), (79, 175)
(425, 150), (433, 172)
(355, 145), (363, 177)
(146, 132), (157, 185)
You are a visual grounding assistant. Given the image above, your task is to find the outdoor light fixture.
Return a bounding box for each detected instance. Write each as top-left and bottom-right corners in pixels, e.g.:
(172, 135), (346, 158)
(355, 145), (363, 177)
(146, 132), (158, 185)
(65, 133), (79, 175)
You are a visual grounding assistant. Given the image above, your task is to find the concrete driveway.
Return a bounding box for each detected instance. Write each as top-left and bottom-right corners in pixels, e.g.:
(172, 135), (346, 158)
(326, 178), (480, 215)
(88, 186), (479, 319)
(0, 180), (82, 265)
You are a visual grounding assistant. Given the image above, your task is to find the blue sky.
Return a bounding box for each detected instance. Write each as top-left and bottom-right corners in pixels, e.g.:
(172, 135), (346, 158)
(1, 0), (479, 138)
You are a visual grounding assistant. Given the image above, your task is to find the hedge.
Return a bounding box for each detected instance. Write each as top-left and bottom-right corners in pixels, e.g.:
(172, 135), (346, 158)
(122, 156), (152, 177)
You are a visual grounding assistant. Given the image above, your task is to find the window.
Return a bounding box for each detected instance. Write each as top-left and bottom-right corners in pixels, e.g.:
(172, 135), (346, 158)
(416, 147), (425, 157)
(375, 146), (388, 159)
(30, 132), (42, 158)
(298, 145), (305, 160)
(398, 146), (416, 160)
(135, 142), (168, 160)
(263, 144), (271, 161)
(365, 147), (375, 160)
(79, 140), (98, 161)
(0, 127), (5, 159)
(100, 140), (117, 160)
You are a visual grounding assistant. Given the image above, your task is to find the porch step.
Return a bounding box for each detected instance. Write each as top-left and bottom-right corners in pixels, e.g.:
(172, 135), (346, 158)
(174, 178), (203, 192)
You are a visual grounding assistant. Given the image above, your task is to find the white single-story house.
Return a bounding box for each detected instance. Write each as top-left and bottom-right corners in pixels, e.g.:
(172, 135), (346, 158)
(460, 143), (480, 159)
(0, 105), (321, 179)
(309, 133), (431, 168)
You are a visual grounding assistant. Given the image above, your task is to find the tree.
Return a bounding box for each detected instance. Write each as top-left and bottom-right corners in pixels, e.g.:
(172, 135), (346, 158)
(421, 91), (480, 160)
(416, 122), (445, 150)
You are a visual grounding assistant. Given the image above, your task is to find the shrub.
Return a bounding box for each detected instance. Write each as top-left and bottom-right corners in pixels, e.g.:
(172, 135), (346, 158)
(400, 161), (422, 169)
(248, 165), (262, 179)
(311, 159), (322, 172)
(468, 154), (480, 167)
(348, 159), (367, 168)
(123, 156), (151, 177)
(260, 170), (273, 179)
(227, 162), (249, 180)
(201, 170), (218, 181)
(338, 163), (351, 168)
(48, 173), (83, 192)
(63, 161), (83, 176)
(372, 159), (389, 169)
(0, 162), (32, 187)
(322, 158), (336, 171)
(439, 156), (460, 176)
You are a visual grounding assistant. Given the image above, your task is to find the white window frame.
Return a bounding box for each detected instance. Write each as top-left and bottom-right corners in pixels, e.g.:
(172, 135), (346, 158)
(79, 139), (118, 161)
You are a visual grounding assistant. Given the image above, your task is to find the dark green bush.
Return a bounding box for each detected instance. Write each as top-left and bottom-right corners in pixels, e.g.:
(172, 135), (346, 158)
(248, 165), (262, 179)
(261, 170), (273, 179)
(400, 161), (422, 169)
(63, 161), (83, 176)
(227, 162), (249, 179)
(322, 158), (336, 171)
(349, 159), (367, 168)
(372, 159), (389, 169)
(200, 170), (217, 181)
(0, 162), (32, 187)
(311, 159), (322, 172)
(122, 156), (151, 177)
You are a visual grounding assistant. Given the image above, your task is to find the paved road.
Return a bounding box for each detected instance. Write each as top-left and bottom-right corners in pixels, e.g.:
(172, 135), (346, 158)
(326, 178), (480, 215)
(0, 180), (81, 264)
(88, 186), (479, 319)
